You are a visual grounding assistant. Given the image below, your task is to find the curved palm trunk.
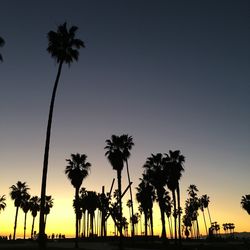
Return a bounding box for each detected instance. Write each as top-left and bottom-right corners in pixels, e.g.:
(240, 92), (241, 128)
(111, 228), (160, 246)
(75, 187), (80, 248)
(13, 206), (19, 240)
(24, 212), (27, 239)
(39, 60), (63, 247)
(125, 160), (135, 237)
(177, 184), (182, 243)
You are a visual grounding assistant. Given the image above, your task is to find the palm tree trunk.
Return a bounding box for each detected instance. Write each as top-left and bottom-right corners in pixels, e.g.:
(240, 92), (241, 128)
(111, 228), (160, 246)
(31, 216), (35, 239)
(39, 60), (63, 247)
(75, 187), (80, 248)
(196, 219), (200, 239)
(172, 190), (177, 243)
(207, 207), (212, 225)
(149, 208), (154, 236)
(168, 216), (173, 239)
(24, 212), (27, 239)
(117, 169), (123, 249)
(125, 159), (135, 237)
(158, 190), (166, 238)
(202, 210), (208, 236)
(144, 211), (148, 237)
(13, 206), (19, 240)
(177, 184), (182, 243)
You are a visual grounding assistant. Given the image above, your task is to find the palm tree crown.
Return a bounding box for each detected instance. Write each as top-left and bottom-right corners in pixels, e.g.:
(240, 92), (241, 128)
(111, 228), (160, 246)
(10, 182), (30, 207)
(241, 195), (250, 215)
(65, 153), (91, 189)
(0, 195), (6, 212)
(47, 22), (85, 65)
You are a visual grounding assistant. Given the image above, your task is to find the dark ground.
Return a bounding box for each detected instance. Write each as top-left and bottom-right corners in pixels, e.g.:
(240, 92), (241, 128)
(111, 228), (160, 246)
(0, 237), (249, 250)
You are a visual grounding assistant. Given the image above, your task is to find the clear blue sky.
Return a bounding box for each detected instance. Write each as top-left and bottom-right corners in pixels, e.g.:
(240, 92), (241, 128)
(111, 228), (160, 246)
(0, 0), (249, 235)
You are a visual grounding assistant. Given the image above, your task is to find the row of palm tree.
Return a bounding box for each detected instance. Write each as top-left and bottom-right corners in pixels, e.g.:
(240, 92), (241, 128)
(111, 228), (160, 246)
(7, 181), (53, 240)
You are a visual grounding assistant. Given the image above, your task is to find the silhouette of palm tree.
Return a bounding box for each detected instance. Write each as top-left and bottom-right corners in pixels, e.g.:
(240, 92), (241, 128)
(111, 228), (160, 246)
(0, 36), (5, 62)
(105, 135), (124, 239)
(200, 194), (210, 236)
(241, 195), (250, 215)
(136, 178), (155, 237)
(39, 22), (84, 245)
(120, 134), (135, 237)
(9, 181), (29, 240)
(85, 191), (99, 236)
(165, 150), (185, 242)
(187, 184), (200, 238)
(201, 194), (212, 226)
(143, 153), (168, 238)
(30, 196), (40, 239)
(21, 193), (30, 239)
(65, 153), (91, 248)
(44, 195), (53, 229)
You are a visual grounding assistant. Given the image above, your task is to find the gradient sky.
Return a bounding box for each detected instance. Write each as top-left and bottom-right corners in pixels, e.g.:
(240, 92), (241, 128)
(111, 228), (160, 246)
(0, 0), (249, 237)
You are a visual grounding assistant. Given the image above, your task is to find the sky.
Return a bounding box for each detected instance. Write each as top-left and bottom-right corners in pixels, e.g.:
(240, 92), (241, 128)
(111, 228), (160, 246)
(0, 0), (249, 238)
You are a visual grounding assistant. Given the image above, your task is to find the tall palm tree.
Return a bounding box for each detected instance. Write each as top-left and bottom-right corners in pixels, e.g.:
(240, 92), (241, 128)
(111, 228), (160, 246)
(241, 195), (250, 215)
(136, 179), (155, 237)
(0, 36), (5, 62)
(21, 193), (30, 239)
(30, 196), (40, 239)
(65, 153), (91, 248)
(200, 195), (209, 236)
(201, 194), (212, 225)
(0, 195), (6, 213)
(39, 22), (85, 245)
(44, 195), (53, 229)
(143, 153), (168, 238)
(10, 181), (29, 240)
(120, 134), (135, 236)
(105, 135), (124, 238)
(165, 150), (185, 242)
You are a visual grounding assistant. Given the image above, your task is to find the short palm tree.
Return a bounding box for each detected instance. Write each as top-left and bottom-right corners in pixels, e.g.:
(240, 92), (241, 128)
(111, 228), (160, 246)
(0, 36), (5, 62)
(21, 193), (30, 239)
(44, 195), (53, 229)
(105, 135), (124, 238)
(65, 153), (91, 248)
(10, 181), (29, 240)
(30, 196), (40, 239)
(39, 22), (84, 245)
(241, 195), (250, 215)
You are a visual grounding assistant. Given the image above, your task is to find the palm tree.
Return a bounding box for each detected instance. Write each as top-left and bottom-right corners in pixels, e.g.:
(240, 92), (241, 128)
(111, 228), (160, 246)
(21, 193), (30, 239)
(10, 181), (30, 240)
(201, 194), (212, 225)
(44, 195), (53, 229)
(165, 150), (185, 242)
(30, 196), (40, 239)
(65, 153), (91, 248)
(136, 179), (155, 237)
(85, 191), (99, 236)
(120, 134), (135, 236)
(0, 36), (5, 62)
(105, 135), (124, 238)
(241, 195), (250, 215)
(143, 153), (168, 238)
(0, 195), (6, 213)
(200, 194), (210, 236)
(39, 22), (85, 245)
